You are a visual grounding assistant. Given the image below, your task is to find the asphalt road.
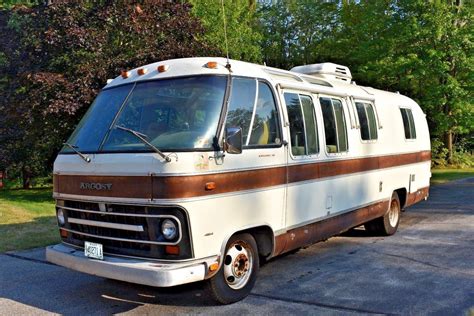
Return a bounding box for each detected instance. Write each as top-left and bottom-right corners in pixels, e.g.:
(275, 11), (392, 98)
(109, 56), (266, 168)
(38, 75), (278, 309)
(1, 178), (473, 315)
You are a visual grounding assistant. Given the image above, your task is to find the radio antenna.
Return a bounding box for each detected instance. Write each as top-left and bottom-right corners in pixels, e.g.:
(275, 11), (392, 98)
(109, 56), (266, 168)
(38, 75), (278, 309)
(220, 0), (231, 71)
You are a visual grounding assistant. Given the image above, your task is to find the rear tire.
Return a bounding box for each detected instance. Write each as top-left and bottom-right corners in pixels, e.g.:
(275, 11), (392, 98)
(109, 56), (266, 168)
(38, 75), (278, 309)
(207, 233), (259, 304)
(365, 192), (401, 236)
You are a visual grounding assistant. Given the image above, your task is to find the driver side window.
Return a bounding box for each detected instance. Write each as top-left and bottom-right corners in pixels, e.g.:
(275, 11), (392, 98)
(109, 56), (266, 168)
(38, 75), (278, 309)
(226, 78), (281, 147)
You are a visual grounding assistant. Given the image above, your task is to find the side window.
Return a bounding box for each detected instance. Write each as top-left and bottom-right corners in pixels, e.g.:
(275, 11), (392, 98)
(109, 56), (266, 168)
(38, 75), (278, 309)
(320, 97), (348, 153)
(226, 78), (257, 144)
(226, 79), (281, 147)
(400, 108), (416, 139)
(284, 92), (319, 156)
(355, 102), (378, 141)
(248, 82), (281, 146)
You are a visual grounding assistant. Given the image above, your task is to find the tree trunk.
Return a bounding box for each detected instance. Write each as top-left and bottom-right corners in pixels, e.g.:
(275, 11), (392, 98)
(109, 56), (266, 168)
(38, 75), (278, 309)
(444, 130), (454, 164)
(22, 166), (31, 189)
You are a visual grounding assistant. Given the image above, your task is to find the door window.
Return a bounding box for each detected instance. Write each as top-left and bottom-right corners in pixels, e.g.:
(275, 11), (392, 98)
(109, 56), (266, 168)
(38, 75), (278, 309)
(284, 93), (319, 156)
(320, 97), (348, 153)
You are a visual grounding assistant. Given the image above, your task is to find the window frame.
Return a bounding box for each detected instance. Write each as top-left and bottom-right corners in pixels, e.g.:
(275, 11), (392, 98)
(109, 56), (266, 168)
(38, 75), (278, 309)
(399, 107), (417, 140)
(283, 91), (320, 159)
(318, 95), (350, 156)
(354, 101), (378, 143)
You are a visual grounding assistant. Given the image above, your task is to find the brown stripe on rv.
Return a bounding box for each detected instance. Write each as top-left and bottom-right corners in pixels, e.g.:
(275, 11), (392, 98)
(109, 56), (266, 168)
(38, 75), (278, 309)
(273, 199), (391, 256)
(405, 187), (429, 208)
(55, 175), (152, 199)
(272, 186), (430, 256)
(54, 150), (431, 199)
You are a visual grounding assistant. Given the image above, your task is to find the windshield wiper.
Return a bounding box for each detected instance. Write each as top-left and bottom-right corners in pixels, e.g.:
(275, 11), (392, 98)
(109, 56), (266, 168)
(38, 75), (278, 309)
(115, 126), (171, 162)
(63, 143), (91, 163)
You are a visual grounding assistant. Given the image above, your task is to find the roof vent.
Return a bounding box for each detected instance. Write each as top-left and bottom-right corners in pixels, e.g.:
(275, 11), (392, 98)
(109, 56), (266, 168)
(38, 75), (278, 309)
(290, 63), (352, 82)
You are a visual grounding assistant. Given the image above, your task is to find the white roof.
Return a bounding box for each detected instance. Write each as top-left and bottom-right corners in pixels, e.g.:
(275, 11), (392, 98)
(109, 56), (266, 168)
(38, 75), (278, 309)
(104, 57), (414, 105)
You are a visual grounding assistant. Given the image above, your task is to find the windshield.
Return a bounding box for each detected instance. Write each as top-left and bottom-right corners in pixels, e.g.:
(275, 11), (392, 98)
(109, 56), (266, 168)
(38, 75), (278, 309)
(61, 75), (227, 153)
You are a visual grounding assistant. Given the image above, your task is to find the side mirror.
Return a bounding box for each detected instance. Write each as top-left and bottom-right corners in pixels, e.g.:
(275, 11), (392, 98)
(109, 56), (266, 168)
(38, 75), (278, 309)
(225, 127), (243, 154)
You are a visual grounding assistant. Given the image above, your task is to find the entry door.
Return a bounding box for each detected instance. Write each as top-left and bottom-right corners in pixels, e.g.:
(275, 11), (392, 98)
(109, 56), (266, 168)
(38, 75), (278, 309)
(283, 92), (327, 228)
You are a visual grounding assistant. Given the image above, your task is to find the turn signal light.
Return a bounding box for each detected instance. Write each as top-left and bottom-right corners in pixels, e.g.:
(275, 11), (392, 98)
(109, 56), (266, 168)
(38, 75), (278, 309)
(121, 70), (129, 79)
(206, 61), (218, 69)
(157, 64), (169, 73)
(209, 262), (219, 272)
(137, 68), (147, 76)
(59, 229), (68, 238)
(165, 245), (180, 255)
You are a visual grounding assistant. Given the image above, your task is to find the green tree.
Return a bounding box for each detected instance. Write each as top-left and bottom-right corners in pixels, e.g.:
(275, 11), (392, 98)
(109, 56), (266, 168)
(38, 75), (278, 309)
(0, 2), (217, 188)
(258, 0), (338, 69)
(330, 0), (473, 164)
(189, 0), (262, 62)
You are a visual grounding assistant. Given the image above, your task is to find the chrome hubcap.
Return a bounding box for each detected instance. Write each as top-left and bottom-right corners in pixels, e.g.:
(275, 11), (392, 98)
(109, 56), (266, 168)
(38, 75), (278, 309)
(223, 241), (253, 290)
(388, 199), (399, 227)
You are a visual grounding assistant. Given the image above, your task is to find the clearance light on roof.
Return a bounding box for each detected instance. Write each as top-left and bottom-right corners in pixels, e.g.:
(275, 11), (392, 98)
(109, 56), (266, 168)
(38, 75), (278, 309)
(137, 68), (147, 76)
(157, 64), (169, 73)
(121, 70), (130, 79)
(205, 61), (218, 69)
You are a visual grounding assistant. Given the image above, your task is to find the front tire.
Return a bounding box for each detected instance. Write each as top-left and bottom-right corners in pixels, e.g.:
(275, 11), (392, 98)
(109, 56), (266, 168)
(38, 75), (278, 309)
(208, 233), (259, 304)
(365, 192), (401, 236)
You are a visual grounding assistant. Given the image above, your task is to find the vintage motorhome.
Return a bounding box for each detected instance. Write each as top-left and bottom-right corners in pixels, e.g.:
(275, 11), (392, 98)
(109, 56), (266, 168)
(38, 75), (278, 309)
(46, 57), (430, 304)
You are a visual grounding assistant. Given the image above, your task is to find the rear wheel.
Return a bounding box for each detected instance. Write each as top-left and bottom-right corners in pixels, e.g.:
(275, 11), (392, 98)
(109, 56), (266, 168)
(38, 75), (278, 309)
(365, 192), (401, 236)
(208, 233), (259, 304)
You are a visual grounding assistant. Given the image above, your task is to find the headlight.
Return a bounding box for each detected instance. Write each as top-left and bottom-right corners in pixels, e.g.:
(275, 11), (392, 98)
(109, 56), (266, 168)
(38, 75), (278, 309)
(57, 209), (65, 226)
(161, 219), (177, 240)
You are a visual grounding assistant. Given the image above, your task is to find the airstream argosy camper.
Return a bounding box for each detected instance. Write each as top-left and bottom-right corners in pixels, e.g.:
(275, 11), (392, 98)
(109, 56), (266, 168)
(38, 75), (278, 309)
(46, 57), (431, 304)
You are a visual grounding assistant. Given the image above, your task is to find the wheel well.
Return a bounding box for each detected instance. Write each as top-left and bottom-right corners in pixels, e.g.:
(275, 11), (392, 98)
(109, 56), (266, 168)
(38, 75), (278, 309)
(395, 188), (407, 209)
(238, 226), (274, 259)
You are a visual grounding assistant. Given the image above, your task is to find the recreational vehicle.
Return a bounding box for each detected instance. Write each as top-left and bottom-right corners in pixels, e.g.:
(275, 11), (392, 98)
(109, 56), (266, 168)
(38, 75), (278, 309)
(46, 57), (431, 304)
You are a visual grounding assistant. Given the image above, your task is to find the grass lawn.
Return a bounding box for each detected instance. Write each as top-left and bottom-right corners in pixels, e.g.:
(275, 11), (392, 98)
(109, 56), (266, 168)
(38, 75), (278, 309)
(0, 188), (59, 252)
(431, 168), (474, 185)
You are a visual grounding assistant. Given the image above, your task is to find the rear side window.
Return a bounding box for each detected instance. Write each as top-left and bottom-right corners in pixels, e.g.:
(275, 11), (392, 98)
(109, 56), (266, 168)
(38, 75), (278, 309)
(284, 93), (319, 156)
(320, 97), (348, 153)
(226, 78), (281, 147)
(355, 102), (378, 141)
(400, 108), (416, 139)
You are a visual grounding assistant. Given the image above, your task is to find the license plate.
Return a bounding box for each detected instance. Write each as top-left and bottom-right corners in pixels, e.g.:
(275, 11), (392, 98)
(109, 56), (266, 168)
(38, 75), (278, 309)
(84, 241), (103, 260)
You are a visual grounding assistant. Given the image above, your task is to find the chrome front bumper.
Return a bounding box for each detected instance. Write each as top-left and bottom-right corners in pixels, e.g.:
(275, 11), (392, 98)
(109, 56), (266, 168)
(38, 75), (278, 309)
(46, 243), (217, 287)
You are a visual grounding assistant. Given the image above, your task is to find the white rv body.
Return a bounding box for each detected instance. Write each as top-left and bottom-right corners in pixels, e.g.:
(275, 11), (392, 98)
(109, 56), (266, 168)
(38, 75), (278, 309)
(47, 57), (430, 302)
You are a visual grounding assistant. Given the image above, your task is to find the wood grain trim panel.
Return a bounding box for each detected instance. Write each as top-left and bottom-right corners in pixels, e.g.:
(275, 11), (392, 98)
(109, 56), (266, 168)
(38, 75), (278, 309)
(54, 150), (431, 199)
(55, 175), (152, 199)
(273, 200), (390, 257)
(152, 166), (287, 199)
(405, 187), (429, 208)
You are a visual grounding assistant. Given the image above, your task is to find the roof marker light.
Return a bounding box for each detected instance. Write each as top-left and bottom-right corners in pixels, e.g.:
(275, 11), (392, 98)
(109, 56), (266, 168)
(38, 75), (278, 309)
(121, 70), (129, 79)
(137, 68), (147, 76)
(157, 64), (169, 73)
(205, 61), (218, 69)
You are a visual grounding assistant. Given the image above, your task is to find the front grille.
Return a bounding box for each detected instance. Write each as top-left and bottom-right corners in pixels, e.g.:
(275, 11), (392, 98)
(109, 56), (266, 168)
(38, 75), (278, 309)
(58, 200), (192, 260)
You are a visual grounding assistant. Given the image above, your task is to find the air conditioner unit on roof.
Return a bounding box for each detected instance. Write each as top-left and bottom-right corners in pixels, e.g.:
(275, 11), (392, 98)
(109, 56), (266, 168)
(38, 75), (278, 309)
(291, 63), (352, 82)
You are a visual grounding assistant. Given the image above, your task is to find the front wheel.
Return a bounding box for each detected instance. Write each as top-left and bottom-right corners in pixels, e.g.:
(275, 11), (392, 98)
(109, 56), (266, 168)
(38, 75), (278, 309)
(207, 233), (259, 304)
(365, 192), (401, 236)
